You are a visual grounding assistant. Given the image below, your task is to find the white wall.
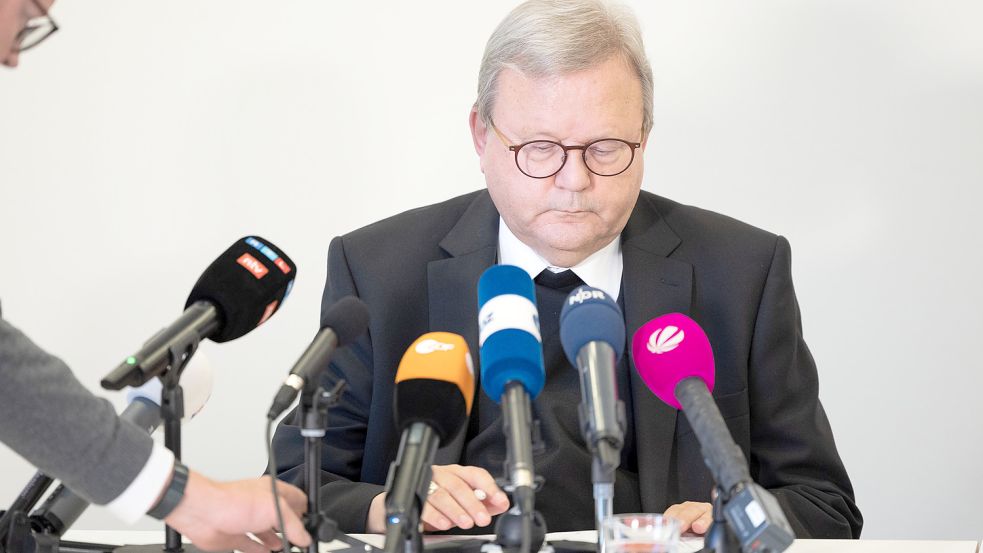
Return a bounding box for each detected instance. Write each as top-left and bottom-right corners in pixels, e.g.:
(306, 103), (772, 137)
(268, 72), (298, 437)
(1, 0), (980, 540)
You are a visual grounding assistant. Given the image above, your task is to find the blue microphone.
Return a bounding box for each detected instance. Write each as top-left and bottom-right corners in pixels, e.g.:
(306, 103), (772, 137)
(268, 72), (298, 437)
(478, 264), (545, 401)
(559, 285), (627, 535)
(476, 264), (545, 527)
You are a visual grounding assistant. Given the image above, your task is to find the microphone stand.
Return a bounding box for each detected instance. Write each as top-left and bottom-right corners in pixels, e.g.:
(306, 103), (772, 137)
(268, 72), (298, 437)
(295, 379), (377, 553)
(1, 473), (57, 553)
(298, 380), (343, 553)
(699, 487), (739, 553)
(493, 382), (546, 553)
(114, 338), (208, 553)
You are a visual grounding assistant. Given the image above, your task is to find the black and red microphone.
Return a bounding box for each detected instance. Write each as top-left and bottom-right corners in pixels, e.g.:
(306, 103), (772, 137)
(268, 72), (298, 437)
(632, 313), (794, 553)
(101, 236), (295, 390)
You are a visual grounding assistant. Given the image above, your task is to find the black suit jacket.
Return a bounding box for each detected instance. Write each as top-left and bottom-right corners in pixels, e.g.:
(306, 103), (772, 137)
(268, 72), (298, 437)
(272, 189), (862, 538)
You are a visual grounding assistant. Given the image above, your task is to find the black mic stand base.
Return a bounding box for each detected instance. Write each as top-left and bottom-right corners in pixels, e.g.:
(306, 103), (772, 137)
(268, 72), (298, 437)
(493, 510), (546, 553)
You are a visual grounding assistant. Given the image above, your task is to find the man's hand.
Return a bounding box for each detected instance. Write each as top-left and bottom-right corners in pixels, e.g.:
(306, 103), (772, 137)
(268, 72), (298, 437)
(663, 501), (713, 535)
(366, 464), (510, 533)
(164, 471), (312, 553)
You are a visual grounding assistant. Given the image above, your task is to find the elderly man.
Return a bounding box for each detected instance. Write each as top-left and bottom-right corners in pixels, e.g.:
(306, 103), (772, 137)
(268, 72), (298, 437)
(0, 2), (311, 551)
(273, 0), (862, 539)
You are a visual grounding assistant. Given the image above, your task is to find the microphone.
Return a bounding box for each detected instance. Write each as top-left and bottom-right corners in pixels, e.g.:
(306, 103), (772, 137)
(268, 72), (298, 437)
(30, 354), (213, 536)
(631, 313), (794, 553)
(477, 264), (545, 519)
(383, 332), (475, 553)
(559, 285), (626, 532)
(267, 296), (370, 420)
(101, 236), (295, 390)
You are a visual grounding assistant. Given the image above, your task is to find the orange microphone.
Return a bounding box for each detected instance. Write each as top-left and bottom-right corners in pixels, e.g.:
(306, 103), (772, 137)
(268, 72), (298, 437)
(385, 332), (474, 553)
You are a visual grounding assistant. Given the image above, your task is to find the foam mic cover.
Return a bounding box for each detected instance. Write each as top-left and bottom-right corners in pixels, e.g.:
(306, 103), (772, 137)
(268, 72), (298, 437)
(477, 264), (545, 401)
(559, 285), (626, 364)
(631, 312), (715, 410)
(321, 296), (370, 346)
(394, 332), (475, 444)
(185, 236), (295, 342)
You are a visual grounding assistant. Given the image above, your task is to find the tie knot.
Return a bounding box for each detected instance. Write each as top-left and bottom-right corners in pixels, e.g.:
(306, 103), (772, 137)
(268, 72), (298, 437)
(534, 269), (584, 290)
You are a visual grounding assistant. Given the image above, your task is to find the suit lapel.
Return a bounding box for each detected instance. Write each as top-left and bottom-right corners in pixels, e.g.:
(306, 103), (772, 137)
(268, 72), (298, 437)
(621, 193), (694, 512)
(428, 191), (499, 464)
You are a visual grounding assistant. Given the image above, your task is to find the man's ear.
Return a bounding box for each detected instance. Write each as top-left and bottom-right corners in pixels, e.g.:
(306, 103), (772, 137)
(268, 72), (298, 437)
(470, 106), (489, 156)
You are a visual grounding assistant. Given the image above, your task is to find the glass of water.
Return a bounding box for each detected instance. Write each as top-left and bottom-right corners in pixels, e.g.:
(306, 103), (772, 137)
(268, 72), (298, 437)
(601, 513), (681, 553)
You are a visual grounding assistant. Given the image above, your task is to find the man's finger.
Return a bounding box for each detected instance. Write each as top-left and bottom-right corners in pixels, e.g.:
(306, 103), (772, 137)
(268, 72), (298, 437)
(277, 498), (313, 546)
(273, 480), (308, 513)
(433, 470), (492, 527)
(456, 466), (509, 511)
(230, 535), (267, 553)
(252, 530), (283, 551)
(664, 502), (712, 533)
(691, 508), (714, 534)
(426, 485), (474, 529)
(421, 502), (453, 531)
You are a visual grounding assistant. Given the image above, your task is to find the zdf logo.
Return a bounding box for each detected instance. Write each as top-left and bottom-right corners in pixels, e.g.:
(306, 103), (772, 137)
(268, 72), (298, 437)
(415, 339), (455, 354)
(646, 325), (685, 354)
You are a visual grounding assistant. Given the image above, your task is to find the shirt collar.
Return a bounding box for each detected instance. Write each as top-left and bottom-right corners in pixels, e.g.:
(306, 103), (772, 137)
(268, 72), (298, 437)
(497, 217), (623, 300)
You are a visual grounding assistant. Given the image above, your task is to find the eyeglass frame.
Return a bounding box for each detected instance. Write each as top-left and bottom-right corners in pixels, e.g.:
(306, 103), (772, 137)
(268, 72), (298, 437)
(14, 0), (59, 53)
(489, 119), (642, 179)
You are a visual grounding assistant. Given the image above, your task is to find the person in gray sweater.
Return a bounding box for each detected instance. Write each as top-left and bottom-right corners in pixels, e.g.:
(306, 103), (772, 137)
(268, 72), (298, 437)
(1, 3), (312, 552)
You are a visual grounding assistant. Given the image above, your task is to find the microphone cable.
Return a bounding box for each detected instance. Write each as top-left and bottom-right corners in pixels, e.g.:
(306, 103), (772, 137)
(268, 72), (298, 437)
(266, 419), (292, 553)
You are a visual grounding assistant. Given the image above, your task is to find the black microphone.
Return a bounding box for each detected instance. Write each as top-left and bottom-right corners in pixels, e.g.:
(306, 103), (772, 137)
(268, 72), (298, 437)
(101, 236), (295, 390)
(30, 356), (213, 536)
(559, 285), (627, 533)
(383, 333), (475, 553)
(266, 296), (370, 420)
(632, 313), (795, 553)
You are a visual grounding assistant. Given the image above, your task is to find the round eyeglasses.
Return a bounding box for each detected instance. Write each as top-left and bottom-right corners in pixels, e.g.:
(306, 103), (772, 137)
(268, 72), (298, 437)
(490, 120), (641, 179)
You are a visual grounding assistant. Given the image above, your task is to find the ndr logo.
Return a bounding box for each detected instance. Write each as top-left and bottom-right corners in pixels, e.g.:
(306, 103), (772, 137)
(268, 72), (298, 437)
(647, 325), (684, 354)
(568, 288), (606, 305)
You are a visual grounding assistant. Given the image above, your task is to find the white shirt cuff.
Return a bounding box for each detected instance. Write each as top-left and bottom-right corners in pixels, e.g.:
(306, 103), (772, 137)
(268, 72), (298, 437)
(105, 443), (175, 524)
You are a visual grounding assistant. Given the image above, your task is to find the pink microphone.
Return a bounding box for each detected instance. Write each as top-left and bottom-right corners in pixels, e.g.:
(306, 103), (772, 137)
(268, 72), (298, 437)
(630, 312), (715, 410)
(631, 313), (795, 552)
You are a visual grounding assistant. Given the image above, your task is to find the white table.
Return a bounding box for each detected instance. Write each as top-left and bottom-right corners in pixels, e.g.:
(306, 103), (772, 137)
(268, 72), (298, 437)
(62, 530), (981, 553)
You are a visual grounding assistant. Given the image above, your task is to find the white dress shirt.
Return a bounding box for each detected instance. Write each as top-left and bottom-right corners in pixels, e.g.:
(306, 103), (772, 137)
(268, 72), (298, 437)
(497, 217), (624, 300)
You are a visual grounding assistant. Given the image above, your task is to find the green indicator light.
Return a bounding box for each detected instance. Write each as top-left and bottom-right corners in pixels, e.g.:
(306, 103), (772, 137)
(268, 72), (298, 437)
(126, 356), (137, 365)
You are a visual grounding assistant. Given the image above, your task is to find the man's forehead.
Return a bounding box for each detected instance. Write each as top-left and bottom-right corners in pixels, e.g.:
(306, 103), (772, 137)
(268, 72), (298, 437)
(493, 59), (644, 139)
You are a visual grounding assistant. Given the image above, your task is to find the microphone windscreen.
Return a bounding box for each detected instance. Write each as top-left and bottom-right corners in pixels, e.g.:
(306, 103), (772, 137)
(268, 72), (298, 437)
(185, 236), (295, 342)
(559, 285), (626, 364)
(125, 351), (213, 419)
(631, 313), (715, 409)
(477, 265), (545, 401)
(320, 296), (370, 346)
(394, 332), (475, 444)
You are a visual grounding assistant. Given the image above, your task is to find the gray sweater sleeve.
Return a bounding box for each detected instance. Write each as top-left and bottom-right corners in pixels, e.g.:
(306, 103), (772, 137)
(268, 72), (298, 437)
(0, 317), (154, 505)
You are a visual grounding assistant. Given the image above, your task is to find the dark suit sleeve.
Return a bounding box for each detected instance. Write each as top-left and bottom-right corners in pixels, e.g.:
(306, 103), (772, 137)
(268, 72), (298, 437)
(746, 236), (863, 538)
(271, 236), (385, 532)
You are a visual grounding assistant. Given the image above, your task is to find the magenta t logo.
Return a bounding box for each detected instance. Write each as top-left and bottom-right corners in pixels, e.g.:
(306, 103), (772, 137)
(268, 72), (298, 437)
(646, 325), (685, 354)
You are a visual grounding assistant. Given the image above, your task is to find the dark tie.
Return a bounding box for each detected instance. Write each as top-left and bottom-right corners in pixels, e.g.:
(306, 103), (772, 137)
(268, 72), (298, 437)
(534, 269), (583, 290)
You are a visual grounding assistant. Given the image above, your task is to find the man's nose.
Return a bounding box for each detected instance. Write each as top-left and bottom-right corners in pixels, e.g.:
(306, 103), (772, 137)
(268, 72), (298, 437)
(553, 151), (592, 192)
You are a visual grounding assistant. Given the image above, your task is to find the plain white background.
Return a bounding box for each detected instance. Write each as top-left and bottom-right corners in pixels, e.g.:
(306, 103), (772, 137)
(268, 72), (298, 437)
(1, 0), (981, 540)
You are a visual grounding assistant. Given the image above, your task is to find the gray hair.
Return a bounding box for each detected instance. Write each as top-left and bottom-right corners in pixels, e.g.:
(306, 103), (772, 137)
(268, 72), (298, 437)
(476, 0), (654, 135)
